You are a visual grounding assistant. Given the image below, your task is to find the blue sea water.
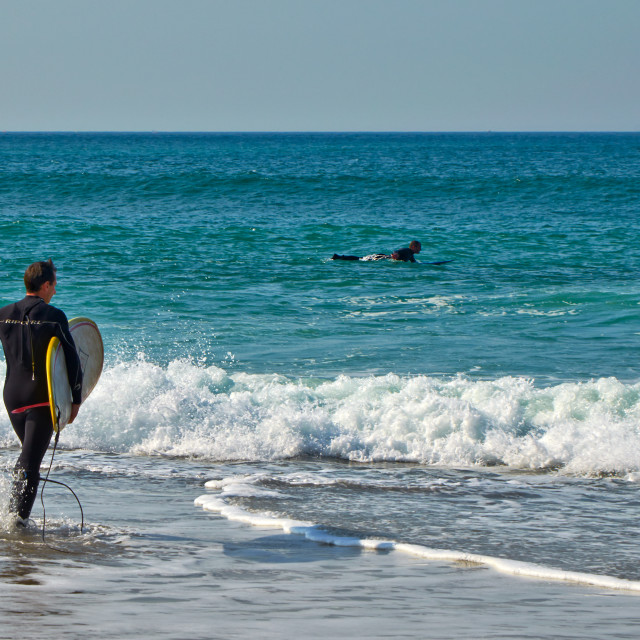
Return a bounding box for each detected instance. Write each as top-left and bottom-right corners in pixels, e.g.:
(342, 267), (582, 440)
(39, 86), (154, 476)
(1, 133), (640, 638)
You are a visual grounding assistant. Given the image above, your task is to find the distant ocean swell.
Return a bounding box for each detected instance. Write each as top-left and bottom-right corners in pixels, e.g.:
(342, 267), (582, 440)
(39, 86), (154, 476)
(2, 359), (639, 476)
(2, 170), (634, 205)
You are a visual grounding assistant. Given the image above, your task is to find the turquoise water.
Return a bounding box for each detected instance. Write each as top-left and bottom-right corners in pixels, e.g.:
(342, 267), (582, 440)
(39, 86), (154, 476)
(1, 133), (640, 637)
(1, 132), (639, 381)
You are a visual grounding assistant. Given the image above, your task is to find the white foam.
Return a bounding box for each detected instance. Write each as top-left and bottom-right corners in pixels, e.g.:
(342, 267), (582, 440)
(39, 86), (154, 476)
(3, 357), (640, 476)
(195, 494), (312, 532)
(394, 544), (640, 592)
(195, 484), (640, 593)
(516, 308), (577, 317)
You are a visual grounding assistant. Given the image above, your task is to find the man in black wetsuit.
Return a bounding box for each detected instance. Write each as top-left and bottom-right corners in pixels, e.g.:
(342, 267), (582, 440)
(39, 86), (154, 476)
(0, 259), (82, 526)
(332, 240), (422, 262)
(390, 240), (421, 262)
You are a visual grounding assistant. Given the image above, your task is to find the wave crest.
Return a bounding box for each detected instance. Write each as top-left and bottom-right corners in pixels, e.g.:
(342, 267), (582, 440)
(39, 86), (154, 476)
(1, 358), (639, 475)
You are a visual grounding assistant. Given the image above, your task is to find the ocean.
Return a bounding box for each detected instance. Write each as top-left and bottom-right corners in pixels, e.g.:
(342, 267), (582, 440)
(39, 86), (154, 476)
(0, 132), (639, 639)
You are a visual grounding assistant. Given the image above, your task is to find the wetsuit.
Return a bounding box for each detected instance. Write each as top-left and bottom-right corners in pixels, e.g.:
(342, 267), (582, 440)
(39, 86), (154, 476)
(390, 247), (417, 262)
(331, 248), (417, 262)
(0, 296), (82, 520)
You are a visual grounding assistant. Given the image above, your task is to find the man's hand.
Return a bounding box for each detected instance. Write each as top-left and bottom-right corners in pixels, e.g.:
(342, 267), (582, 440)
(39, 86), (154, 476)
(68, 403), (80, 424)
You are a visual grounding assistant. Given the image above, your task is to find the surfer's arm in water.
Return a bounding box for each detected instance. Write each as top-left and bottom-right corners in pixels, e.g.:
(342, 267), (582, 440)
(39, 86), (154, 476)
(391, 241), (421, 262)
(391, 249), (416, 262)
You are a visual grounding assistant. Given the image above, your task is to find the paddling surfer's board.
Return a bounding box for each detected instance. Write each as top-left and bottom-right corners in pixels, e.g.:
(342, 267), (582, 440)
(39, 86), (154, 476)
(46, 317), (104, 432)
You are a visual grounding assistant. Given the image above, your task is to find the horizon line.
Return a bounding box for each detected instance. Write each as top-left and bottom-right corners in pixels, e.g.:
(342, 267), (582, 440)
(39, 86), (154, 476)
(1, 130), (639, 135)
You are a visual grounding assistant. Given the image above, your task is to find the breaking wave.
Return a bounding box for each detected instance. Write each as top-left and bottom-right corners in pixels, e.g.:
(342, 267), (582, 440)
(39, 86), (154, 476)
(1, 358), (640, 476)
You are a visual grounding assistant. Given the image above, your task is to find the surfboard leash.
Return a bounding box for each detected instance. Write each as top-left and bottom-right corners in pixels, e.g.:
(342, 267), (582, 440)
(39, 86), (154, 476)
(40, 427), (85, 547)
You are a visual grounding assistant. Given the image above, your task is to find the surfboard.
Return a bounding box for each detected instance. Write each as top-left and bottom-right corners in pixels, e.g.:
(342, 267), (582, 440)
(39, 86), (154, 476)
(46, 317), (104, 432)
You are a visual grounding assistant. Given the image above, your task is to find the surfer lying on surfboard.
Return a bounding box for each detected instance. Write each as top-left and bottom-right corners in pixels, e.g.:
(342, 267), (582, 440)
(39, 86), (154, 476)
(332, 240), (452, 264)
(332, 240), (422, 262)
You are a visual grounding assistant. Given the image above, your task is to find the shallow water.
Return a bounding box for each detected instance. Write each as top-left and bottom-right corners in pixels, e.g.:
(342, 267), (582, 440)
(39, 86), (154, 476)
(2, 450), (640, 640)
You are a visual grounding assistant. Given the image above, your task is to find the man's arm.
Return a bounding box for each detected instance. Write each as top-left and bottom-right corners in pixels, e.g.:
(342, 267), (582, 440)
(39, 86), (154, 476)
(56, 314), (83, 405)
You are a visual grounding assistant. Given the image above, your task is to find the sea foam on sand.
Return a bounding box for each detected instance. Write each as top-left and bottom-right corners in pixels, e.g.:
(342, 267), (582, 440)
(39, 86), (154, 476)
(195, 479), (640, 594)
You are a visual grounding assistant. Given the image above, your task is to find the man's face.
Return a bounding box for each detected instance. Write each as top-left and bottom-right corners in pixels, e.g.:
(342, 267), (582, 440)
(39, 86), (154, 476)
(41, 278), (57, 303)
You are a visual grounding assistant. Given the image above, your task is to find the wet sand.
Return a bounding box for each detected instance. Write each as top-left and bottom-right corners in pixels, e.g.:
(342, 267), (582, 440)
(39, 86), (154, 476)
(1, 507), (639, 640)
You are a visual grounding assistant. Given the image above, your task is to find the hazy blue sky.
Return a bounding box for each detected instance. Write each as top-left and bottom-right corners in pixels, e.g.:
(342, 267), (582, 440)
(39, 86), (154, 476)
(1, 0), (638, 131)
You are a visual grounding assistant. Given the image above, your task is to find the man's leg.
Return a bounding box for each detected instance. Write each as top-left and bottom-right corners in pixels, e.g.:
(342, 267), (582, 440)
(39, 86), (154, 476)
(9, 407), (54, 520)
(331, 254), (361, 260)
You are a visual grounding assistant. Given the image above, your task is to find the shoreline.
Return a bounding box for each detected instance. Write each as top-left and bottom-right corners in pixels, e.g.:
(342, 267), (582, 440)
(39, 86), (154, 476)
(1, 453), (640, 639)
(2, 511), (639, 640)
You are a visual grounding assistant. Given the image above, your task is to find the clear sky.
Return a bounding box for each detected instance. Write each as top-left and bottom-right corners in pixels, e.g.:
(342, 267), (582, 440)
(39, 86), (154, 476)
(1, 0), (638, 131)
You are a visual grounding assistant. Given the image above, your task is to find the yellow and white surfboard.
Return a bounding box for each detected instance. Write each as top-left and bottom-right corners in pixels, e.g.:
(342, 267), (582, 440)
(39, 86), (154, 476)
(46, 317), (104, 432)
